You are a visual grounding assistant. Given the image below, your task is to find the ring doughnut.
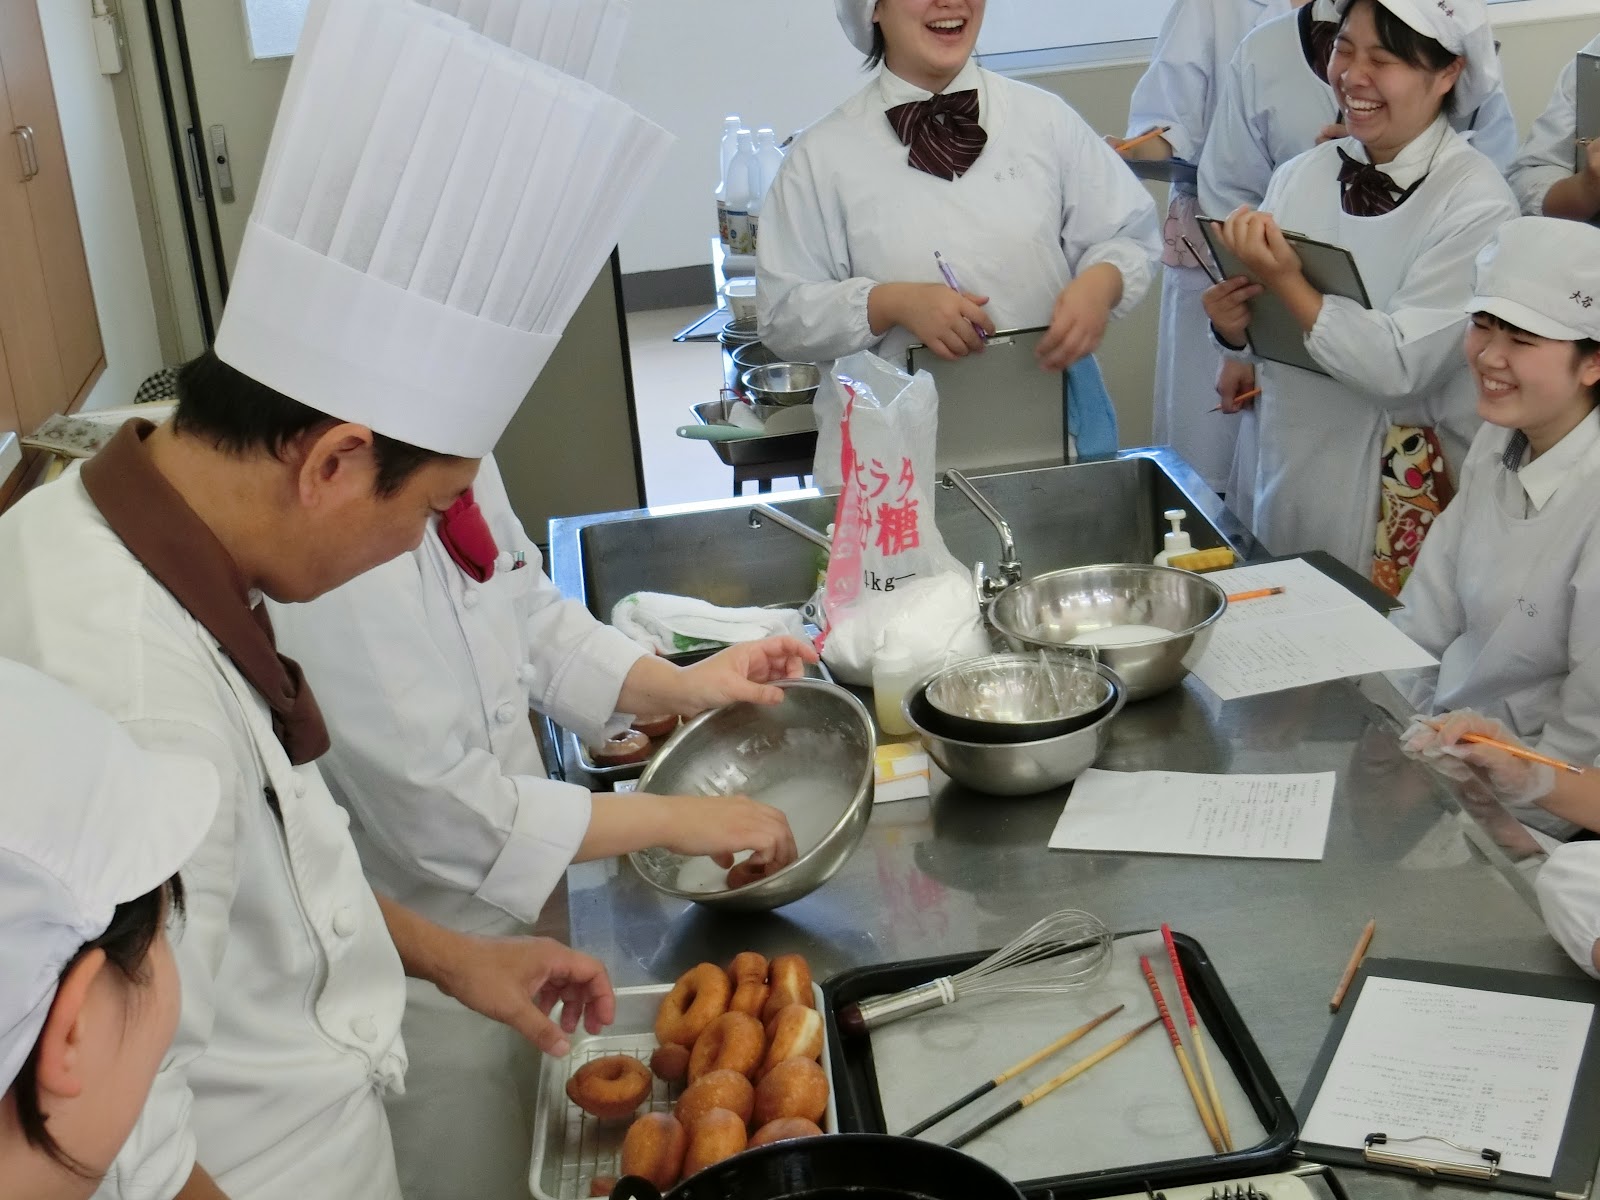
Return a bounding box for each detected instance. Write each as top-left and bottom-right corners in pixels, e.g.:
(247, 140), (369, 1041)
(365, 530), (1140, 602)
(729, 980), (769, 1019)
(565, 1054), (652, 1120)
(753, 1057), (829, 1127)
(655, 963), (732, 1047)
(650, 1043), (691, 1084)
(726, 951), (769, 988)
(760, 953), (813, 1020)
(591, 729), (652, 766)
(688, 1011), (766, 1082)
(631, 714), (679, 739)
(760, 1004), (824, 1077)
(620, 1112), (687, 1190)
(725, 859), (775, 890)
(675, 1068), (755, 1131)
(683, 1107), (747, 1178)
(749, 1117), (825, 1148)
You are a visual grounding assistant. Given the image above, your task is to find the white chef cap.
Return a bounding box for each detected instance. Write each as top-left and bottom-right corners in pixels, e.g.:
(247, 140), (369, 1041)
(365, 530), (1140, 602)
(0, 660), (218, 1095)
(1469, 217), (1600, 342)
(415, 0), (630, 87)
(1535, 842), (1600, 979)
(1329, 0), (1501, 118)
(836, 0), (875, 54)
(215, 0), (671, 459)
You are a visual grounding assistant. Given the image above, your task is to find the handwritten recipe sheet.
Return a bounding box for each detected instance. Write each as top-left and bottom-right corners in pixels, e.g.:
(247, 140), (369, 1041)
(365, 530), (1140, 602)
(1048, 769), (1335, 860)
(1302, 978), (1593, 1177)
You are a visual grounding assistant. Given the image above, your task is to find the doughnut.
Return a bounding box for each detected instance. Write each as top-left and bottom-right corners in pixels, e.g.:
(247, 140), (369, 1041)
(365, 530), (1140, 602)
(688, 1011), (765, 1082)
(753, 1057), (829, 1127)
(650, 1043), (691, 1084)
(726, 951), (769, 988)
(675, 1068), (755, 1131)
(631, 714), (679, 739)
(591, 728), (652, 766)
(565, 1054), (652, 1120)
(682, 1107), (747, 1178)
(589, 1177), (616, 1197)
(620, 1112), (687, 1191)
(760, 954), (814, 1020)
(655, 963), (732, 1047)
(760, 1004), (824, 1076)
(725, 859), (775, 890)
(729, 980), (770, 1020)
(749, 1117), (825, 1148)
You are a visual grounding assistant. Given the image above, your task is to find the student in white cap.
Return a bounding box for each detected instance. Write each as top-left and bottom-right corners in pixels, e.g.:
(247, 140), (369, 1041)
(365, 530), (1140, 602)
(0, 659), (217, 1200)
(757, 0), (1161, 485)
(1201, 0), (1518, 580)
(1506, 33), (1600, 222)
(0, 1), (676, 1197)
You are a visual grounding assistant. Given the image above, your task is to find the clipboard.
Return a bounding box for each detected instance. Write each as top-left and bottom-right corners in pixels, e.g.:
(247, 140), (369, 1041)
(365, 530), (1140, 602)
(1295, 958), (1600, 1198)
(1577, 53), (1600, 173)
(906, 325), (1067, 473)
(1196, 216), (1372, 377)
(1124, 157), (1200, 188)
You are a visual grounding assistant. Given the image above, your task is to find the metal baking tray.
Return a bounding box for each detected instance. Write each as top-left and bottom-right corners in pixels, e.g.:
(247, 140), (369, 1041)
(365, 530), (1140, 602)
(529, 980), (840, 1200)
(690, 400), (818, 468)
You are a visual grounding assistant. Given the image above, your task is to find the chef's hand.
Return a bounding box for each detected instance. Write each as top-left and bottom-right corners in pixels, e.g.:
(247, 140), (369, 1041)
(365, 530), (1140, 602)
(1037, 264), (1121, 372)
(1216, 359), (1258, 414)
(622, 635), (818, 716)
(1400, 710), (1557, 805)
(442, 935), (615, 1057)
(1219, 206), (1303, 288)
(1315, 121), (1348, 145)
(868, 282), (994, 360)
(1203, 277), (1260, 348)
(1105, 131), (1174, 161)
(652, 793), (799, 869)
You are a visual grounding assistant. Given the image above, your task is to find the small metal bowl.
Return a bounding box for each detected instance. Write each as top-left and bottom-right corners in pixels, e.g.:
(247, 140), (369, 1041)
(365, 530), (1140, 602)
(989, 565), (1228, 702)
(742, 362), (821, 408)
(904, 663), (1126, 796)
(629, 679), (875, 911)
(923, 653), (1117, 744)
(730, 340), (781, 380)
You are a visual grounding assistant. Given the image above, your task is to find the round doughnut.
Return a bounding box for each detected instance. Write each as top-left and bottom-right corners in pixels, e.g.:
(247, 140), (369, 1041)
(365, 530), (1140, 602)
(683, 1107), (747, 1178)
(589, 1177), (616, 1197)
(631, 714), (679, 739)
(760, 1004), (824, 1076)
(620, 1112), (687, 1191)
(749, 1117), (825, 1148)
(591, 729), (652, 766)
(688, 1011), (765, 1082)
(726, 951), (769, 988)
(675, 1068), (754, 1131)
(565, 1054), (652, 1120)
(753, 1057), (829, 1127)
(729, 980), (769, 1020)
(650, 1043), (691, 1085)
(655, 963), (732, 1047)
(760, 954), (814, 1020)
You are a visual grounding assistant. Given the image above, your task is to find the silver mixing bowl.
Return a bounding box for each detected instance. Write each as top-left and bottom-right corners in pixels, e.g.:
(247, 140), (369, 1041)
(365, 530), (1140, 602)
(904, 662), (1126, 796)
(988, 565), (1228, 702)
(742, 362), (821, 407)
(923, 653), (1116, 743)
(629, 679), (875, 912)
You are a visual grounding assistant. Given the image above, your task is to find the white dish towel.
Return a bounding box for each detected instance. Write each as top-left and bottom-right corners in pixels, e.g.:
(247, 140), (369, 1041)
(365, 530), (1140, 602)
(611, 592), (809, 655)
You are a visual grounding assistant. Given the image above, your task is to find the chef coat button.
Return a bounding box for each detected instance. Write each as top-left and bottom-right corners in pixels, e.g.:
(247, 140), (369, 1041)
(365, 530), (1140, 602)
(332, 907), (358, 937)
(496, 701), (519, 725)
(462, 588), (480, 609)
(518, 664), (536, 686)
(352, 1015), (378, 1042)
(293, 776), (308, 798)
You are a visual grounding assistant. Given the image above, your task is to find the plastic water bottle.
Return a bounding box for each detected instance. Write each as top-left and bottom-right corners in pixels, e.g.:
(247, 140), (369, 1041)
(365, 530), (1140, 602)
(715, 115), (741, 247)
(725, 129), (758, 255)
(748, 128), (785, 251)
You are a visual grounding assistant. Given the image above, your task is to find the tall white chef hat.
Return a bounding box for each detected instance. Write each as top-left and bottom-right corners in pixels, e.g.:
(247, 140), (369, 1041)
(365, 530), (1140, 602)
(0, 660), (218, 1095)
(836, 0), (876, 54)
(1535, 842), (1600, 979)
(415, 0), (630, 87)
(1469, 217), (1600, 342)
(1328, 0), (1501, 118)
(215, 0), (670, 459)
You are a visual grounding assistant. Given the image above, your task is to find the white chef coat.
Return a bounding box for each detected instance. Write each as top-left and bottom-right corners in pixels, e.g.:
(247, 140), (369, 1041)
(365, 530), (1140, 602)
(268, 453), (645, 1200)
(1128, 0), (1293, 491)
(1224, 118), (1517, 573)
(757, 60), (1160, 485)
(1507, 33), (1600, 218)
(1198, 6), (1520, 218)
(1536, 841), (1600, 978)
(0, 470), (407, 1200)
(1390, 416), (1600, 836)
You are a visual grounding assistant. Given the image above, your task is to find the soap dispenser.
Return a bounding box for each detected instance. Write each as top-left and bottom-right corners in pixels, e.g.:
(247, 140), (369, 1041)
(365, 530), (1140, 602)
(1154, 508), (1192, 566)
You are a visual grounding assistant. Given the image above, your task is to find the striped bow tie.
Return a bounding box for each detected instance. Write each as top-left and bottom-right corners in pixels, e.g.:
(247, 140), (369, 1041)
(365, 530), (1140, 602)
(885, 89), (987, 181)
(1336, 148), (1424, 217)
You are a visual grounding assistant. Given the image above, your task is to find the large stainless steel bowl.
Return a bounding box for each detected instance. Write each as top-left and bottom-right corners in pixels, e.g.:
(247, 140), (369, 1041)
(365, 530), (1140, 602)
(923, 653), (1116, 743)
(988, 564), (1227, 702)
(742, 362), (821, 407)
(629, 679), (875, 911)
(904, 662), (1126, 796)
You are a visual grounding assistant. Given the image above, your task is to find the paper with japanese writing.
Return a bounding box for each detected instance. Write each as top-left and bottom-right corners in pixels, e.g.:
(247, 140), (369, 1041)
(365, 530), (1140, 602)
(1188, 558), (1435, 701)
(1047, 768), (1334, 860)
(1301, 977), (1592, 1177)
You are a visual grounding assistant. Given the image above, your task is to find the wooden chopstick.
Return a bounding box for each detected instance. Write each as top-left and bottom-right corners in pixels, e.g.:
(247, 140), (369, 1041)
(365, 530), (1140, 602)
(1457, 732), (1584, 776)
(1226, 586), (1284, 603)
(1329, 918), (1376, 1012)
(1141, 955), (1225, 1153)
(899, 1005), (1125, 1137)
(1163, 924), (1233, 1151)
(944, 1017), (1162, 1150)
(1118, 124), (1172, 154)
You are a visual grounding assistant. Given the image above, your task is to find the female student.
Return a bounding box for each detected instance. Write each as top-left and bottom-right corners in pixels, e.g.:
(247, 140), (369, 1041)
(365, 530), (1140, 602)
(1506, 32), (1600, 221)
(757, 0), (1161, 484)
(0, 660), (216, 1200)
(1201, 0), (1518, 576)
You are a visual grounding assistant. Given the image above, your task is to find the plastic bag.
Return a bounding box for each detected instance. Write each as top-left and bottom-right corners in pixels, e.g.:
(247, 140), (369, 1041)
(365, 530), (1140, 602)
(817, 351), (988, 686)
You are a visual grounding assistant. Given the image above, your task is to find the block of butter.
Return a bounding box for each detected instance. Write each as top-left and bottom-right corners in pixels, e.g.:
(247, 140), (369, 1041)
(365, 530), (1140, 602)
(874, 743), (931, 803)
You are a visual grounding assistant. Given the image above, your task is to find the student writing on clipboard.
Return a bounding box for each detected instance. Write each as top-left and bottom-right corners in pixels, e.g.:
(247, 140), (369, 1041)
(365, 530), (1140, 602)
(1506, 35), (1600, 223)
(1202, 0), (1517, 584)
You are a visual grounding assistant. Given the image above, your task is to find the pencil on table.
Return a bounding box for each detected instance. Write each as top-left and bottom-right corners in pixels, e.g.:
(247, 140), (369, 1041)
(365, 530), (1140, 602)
(1141, 955), (1225, 1152)
(1226, 587), (1285, 603)
(1162, 923), (1233, 1151)
(1118, 124), (1172, 155)
(1329, 918), (1376, 1012)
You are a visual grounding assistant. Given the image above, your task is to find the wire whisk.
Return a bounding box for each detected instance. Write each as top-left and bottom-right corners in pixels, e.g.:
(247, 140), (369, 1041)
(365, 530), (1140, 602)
(839, 909), (1113, 1034)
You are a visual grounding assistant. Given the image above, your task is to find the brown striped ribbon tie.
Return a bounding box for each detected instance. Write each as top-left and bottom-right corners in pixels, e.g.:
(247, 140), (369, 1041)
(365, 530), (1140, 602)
(1336, 148), (1424, 217)
(885, 89), (987, 181)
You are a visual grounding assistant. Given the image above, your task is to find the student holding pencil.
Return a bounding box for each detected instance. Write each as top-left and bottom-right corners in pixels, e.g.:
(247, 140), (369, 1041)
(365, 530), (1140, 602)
(1506, 33), (1600, 223)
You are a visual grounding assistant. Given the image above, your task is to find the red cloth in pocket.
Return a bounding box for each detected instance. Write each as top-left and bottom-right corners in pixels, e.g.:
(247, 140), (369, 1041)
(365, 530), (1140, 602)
(437, 489), (499, 583)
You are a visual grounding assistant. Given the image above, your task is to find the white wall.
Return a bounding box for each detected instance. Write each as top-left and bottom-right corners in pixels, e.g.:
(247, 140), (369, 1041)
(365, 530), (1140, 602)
(35, 1), (163, 411)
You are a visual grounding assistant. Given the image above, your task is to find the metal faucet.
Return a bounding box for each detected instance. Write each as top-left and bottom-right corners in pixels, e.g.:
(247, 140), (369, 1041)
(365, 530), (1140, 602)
(940, 469), (1022, 602)
(747, 504), (831, 552)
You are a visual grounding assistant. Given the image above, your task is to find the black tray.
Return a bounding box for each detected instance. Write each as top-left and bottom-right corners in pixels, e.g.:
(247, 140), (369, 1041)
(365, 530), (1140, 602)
(821, 930), (1298, 1200)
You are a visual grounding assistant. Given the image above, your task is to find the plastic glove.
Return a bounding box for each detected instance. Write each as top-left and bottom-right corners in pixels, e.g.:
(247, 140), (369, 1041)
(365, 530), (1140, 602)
(1401, 710), (1556, 806)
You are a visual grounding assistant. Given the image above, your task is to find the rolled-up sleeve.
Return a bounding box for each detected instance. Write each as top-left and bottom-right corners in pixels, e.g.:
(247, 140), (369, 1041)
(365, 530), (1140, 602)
(1507, 53), (1582, 216)
(1060, 111), (1161, 317)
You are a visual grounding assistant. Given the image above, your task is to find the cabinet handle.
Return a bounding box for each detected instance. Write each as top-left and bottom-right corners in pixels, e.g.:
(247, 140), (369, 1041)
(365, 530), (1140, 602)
(10, 126), (36, 181)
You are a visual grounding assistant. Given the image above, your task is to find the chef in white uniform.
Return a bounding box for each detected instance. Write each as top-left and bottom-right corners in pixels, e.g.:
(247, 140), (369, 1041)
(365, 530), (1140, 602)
(0, 661), (216, 1200)
(757, 0), (1160, 486)
(1506, 33), (1600, 222)
(0, 1), (668, 1197)
(1538, 844), (1600, 977)
(1118, 0), (1297, 493)
(1202, 0), (1517, 575)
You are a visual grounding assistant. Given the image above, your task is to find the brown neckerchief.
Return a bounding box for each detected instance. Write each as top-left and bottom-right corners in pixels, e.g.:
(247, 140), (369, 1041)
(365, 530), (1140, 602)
(79, 421), (331, 765)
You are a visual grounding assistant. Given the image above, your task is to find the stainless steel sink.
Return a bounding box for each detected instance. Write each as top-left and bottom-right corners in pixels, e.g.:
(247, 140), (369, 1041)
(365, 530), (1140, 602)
(546, 447), (1263, 622)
